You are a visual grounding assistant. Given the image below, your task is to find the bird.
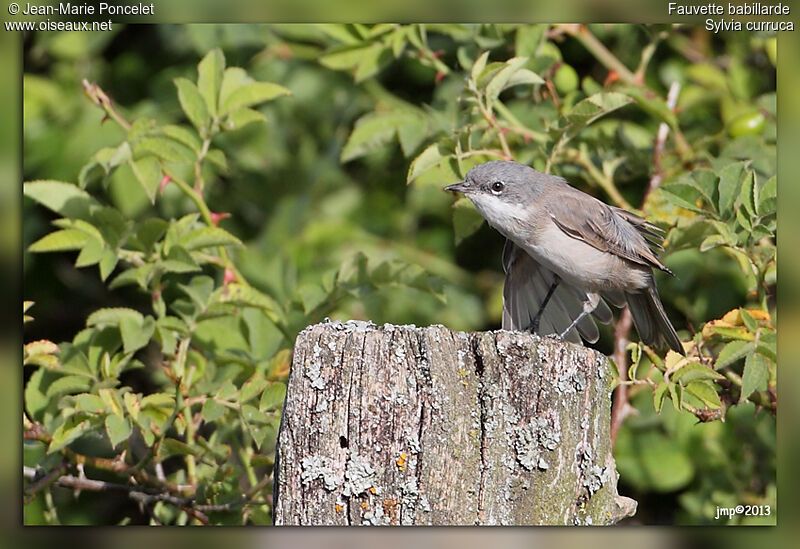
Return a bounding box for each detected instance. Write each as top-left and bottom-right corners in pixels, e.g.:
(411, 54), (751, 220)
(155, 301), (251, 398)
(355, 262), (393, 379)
(445, 160), (684, 355)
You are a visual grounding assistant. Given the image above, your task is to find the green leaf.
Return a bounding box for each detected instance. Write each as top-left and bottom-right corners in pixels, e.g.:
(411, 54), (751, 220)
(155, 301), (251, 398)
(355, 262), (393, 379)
(739, 309), (758, 333)
(24, 180), (100, 220)
(687, 170), (719, 214)
(407, 142), (448, 183)
(75, 236), (103, 267)
(653, 382), (668, 413)
(471, 51), (490, 83)
(87, 307), (144, 328)
(134, 137), (195, 165)
(161, 124), (202, 154)
(672, 362), (724, 385)
(715, 340), (755, 369)
(661, 183), (711, 215)
(129, 156), (162, 204)
(201, 398), (226, 422)
(48, 416), (93, 453)
(162, 245), (201, 273)
(737, 170), (756, 217)
(224, 108), (267, 131)
(219, 82), (291, 117)
(485, 57), (531, 104)
(239, 374), (268, 404)
(717, 162), (748, 219)
(260, 382), (287, 411)
(699, 234), (728, 252)
(341, 111), (402, 163)
(452, 197), (485, 245)
(29, 229), (90, 252)
(174, 77), (210, 134)
(566, 92), (634, 127)
(105, 414), (132, 448)
(45, 375), (92, 397)
(740, 352), (768, 403)
(133, 218), (169, 252)
(119, 315), (155, 354)
(757, 175), (776, 216)
(197, 48), (225, 116)
(179, 226), (243, 250)
(684, 380), (722, 409)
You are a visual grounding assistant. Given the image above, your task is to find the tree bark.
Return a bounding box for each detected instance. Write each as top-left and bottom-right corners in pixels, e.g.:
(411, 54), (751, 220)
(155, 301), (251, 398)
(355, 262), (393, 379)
(274, 320), (636, 525)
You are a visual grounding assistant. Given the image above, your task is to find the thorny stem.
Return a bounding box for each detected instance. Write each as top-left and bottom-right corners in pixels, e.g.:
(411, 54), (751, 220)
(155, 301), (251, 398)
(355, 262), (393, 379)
(610, 81), (680, 447)
(558, 25), (638, 85)
(82, 80), (291, 341)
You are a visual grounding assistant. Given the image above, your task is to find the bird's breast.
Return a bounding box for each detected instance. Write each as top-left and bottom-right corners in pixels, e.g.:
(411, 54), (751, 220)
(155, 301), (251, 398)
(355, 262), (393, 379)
(515, 220), (649, 291)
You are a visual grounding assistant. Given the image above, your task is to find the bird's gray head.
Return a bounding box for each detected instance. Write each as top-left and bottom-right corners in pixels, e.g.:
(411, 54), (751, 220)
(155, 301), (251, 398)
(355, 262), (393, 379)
(444, 161), (554, 235)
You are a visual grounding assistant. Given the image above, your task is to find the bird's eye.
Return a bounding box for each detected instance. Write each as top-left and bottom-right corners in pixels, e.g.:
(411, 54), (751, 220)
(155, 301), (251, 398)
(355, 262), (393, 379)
(491, 181), (505, 194)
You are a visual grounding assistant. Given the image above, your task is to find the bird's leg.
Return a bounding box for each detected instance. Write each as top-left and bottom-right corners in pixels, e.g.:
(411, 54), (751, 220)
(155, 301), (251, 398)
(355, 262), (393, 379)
(531, 276), (560, 333)
(559, 292), (600, 339)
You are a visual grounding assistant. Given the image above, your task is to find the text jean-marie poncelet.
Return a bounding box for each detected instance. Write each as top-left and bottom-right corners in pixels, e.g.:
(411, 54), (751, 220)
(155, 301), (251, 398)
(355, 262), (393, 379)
(668, 2), (793, 32)
(21, 2), (155, 15)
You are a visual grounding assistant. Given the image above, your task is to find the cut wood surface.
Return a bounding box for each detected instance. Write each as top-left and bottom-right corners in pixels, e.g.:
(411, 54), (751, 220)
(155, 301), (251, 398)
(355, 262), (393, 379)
(274, 320), (636, 525)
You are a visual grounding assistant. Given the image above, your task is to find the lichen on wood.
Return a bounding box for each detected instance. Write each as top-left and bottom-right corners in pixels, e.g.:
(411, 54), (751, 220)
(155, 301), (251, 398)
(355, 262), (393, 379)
(274, 320), (636, 525)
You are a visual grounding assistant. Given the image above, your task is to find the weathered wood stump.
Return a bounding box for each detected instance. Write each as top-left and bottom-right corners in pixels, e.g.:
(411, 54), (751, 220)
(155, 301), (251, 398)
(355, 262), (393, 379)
(274, 320), (636, 525)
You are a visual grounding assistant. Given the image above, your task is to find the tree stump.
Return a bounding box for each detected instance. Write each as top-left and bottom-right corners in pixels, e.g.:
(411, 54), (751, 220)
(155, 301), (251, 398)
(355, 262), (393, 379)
(273, 320), (636, 525)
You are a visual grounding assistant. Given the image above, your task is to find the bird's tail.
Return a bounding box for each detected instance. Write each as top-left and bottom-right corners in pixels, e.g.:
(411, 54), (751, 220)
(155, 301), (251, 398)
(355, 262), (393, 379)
(625, 283), (684, 355)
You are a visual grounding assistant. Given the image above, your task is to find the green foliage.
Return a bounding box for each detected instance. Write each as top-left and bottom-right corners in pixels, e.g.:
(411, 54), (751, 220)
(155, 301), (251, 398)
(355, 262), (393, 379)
(23, 24), (775, 525)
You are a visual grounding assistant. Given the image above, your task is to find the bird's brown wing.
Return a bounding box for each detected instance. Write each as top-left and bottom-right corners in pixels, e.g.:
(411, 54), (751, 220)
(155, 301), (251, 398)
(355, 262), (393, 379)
(547, 190), (672, 274)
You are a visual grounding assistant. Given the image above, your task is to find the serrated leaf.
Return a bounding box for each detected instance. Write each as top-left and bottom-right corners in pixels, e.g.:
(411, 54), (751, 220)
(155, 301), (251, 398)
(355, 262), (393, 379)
(672, 362), (724, 385)
(29, 229), (90, 252)
(87, 307), (144, 328)
(259, 382), (287, 411)
(174, 77), (210, 134)
(341, 111), (403, 163)
(452, 197), (485, 244)
(740, 352), (768, 403)
(653, 382), (668, 413)
(715, 340), (755, 369)
(179, 226), (243, 250)
(197, 48), (225, 116)
(48, 416), (93, 453)
(45, 375), (92, 397)
(685, 380), (722, 409)
(129, 156), (162, 204)
(75, 236), (103, 267)
(120, 315), (155, 354)
(661, 183), (711, 215)
(485, 57), (529, 104)
(24, 181), (100, 220)
(135, 137), (195, 165)
(124, 392), (140, 420)
(757, 175), (776, 215)
(239, 374), (268, 404)
(699, 234), (728, 252)
(225, 108), (267, 131)
(470, 51), (490, 83)
(219, 82), (290, 116)
(105, 415), (131, 448)
(408, 142), (448, 183)
(162, 245), (201, 273)
(739, 309), (758, 332)
(717, 162), (748, 219)
(134, 218), (168, 252)
(74, 393), (107, 413)
(201, 398), (226, 422)
(161, 124), (201, 153)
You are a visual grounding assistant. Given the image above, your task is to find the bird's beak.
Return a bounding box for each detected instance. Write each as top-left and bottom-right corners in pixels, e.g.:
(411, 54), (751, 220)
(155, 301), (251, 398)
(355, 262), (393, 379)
(444, 181), (469, 193)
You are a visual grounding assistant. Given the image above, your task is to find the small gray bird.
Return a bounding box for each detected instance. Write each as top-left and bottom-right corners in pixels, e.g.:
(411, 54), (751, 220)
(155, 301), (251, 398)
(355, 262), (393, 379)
(445, 160), (683, 355)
